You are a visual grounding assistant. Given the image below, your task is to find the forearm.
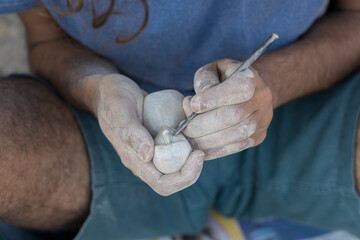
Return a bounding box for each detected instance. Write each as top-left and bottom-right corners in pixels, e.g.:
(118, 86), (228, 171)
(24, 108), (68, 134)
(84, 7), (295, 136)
(254, 10), (360, 108)
(20, 7), (118, 112)
(29, 38), (118, 112)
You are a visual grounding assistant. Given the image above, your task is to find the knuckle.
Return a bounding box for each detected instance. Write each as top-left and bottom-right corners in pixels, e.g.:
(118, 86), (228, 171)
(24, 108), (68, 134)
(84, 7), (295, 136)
(182, 175), (197, 188)
(121, 160), (134, 175)
(127, 166), (138, 177)
(240, 91), (252, 103)
(244, 79), (256, 95)
(222, 58), (235, 64)
(220, 58), (237, 67)
(214, 92), (223, 106)
(181, 169), (195, 181)
(257, 131), (267, 145)
(155, 188), (168, 196)
(262, 87), (273, 104)
(238, 124), (250, 139)
(184, 121), (200, 138)
(246, 138), (256, 149)
(231, 105), (245, 122)
(249, 66), (260, 77)
(189, 168), (200, 181)
(183, 166), (200, 183)
(224, 59), (241, 75)
(238, 122), (257, 139)
(198, 79), (216, 93)
(194, 66), (204, 79)
(263, 111), (274, 127)
(153, 182), (169, 196)
(235, 78), (255, 102)
(188, 138), (199, 149)
(267, 110), (274, 124)
(157, 188), (171, 196)
(118, 125), (135, 145)
(258, 109), (273, 129)
(183, 130), (195, 139)
(214, 146), (227, 158)
(188, 176), (198, 187)
(242, 68), (255, 79)
(194, 67), (217, 93)
(183, 127), (195, 138)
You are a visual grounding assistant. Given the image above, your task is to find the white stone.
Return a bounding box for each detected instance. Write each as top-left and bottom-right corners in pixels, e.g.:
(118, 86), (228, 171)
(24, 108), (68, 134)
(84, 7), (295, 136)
(143, 89), (192, 174)
(143, 90), (186, 137)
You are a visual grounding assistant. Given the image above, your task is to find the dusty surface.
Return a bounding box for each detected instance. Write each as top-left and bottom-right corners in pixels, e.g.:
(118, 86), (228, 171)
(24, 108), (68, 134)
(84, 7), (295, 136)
(0, 14), (29, 76)
(143, 89), (186, 137)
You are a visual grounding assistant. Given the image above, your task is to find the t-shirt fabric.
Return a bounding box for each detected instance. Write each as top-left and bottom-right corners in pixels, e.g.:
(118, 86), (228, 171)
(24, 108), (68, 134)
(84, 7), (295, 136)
(0, 0), (329, 93)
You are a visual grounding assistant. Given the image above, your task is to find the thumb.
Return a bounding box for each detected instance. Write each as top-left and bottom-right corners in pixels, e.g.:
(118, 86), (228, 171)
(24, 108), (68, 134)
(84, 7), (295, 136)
(192, 62), (220, 112)
(110, 91), (154, 162)
(116, 122), (154, 162)
(193, 62), (220, 95)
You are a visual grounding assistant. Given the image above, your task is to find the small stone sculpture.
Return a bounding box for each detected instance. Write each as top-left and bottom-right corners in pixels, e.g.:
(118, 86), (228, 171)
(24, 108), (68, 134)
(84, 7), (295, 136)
(143, 90), (192, 174)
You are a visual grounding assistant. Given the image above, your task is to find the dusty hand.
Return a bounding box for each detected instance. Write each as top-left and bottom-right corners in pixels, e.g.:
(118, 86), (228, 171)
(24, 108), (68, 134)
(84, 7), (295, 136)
(92, 74), (204, 195)
(183, 59), (273, 160)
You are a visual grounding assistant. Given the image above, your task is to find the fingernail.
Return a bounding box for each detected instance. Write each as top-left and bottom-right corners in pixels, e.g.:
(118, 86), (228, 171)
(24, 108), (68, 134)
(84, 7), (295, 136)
(139, 142), (151, 161)
(191, 97), (201, 112)
(197, 153), (205, 165)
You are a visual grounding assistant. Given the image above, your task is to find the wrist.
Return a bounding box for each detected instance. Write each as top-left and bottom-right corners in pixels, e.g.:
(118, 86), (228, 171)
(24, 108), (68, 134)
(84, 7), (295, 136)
(82, 73), (142, 116)
(253, 59), (281, 108)
(79, 73), (108, 115)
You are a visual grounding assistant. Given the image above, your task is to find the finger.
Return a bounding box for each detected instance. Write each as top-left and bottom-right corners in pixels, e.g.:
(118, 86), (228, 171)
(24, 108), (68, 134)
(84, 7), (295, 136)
(115, 123), (154, 162)
(114, 145), (164, 189)
(101, 90), (155, 162)
(123, 150), (204, 196)
(217, 59), (244, 81)
(196, 59), (243, 88)
(100, 95), (154, 162)
(189, 113), (260, 150)
(191, 68), (256, 113)
(111, 135), (204, 196)
(193, 62), (220, 94)
(183, 103), (254, 138)
(153, 150), (205, 196)
(182, 96), (193, 117)
(204, 131), (267, 160)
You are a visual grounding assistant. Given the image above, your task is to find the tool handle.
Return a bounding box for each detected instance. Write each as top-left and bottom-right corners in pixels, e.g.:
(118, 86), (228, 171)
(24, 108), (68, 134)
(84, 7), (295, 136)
(228, 33), (279, 79)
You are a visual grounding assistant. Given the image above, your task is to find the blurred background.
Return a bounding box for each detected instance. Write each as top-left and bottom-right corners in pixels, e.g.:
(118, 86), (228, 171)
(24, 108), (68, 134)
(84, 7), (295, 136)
(0, 14), (29, 76)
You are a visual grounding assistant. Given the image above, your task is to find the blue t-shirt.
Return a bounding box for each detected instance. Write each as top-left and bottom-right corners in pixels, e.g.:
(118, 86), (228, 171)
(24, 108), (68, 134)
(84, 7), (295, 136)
(0, 0), (329, 93)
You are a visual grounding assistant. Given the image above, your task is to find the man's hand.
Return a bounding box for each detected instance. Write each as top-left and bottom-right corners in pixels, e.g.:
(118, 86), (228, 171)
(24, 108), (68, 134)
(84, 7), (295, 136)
(183, 59), (273, 160)
(93, 74), (204, 196)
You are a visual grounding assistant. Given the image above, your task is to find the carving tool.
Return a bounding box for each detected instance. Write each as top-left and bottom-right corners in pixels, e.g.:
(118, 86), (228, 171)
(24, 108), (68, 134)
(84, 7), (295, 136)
(173, 33), (279, 136)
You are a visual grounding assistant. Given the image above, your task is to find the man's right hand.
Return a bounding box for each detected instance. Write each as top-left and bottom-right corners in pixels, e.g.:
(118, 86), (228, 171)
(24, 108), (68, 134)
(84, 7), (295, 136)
(90, 74), (205, 196)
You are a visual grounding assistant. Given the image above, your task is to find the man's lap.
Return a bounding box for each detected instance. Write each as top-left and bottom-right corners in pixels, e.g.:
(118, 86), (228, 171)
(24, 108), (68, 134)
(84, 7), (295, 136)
(66, 70), (360, 239)
(1, 71), (360, 239)
(215, 71), (360, 234)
